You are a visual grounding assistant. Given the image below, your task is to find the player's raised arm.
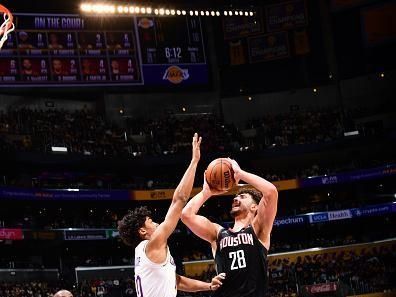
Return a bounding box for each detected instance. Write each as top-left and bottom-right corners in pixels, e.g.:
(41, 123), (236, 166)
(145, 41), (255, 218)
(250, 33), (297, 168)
(146, 133), (201, 258)
(230, 159), (278, 249)
(181, 176), (224, 246)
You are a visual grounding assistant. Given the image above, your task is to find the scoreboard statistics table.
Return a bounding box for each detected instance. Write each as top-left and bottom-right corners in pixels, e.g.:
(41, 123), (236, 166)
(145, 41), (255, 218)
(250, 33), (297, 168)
(0, 13), (208, 87)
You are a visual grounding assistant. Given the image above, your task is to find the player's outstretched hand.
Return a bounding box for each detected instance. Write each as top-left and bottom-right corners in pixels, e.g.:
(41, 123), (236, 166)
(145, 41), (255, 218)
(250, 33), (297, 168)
(191, 133), (202, 164)
(210, 272), (226, 291)
(203, 172), (228, 197)
(227, 158), (242, 184)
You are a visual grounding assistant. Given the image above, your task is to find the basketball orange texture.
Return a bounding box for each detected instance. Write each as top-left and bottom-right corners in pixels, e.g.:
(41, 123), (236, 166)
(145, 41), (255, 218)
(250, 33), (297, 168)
(205, 158), (235, 191)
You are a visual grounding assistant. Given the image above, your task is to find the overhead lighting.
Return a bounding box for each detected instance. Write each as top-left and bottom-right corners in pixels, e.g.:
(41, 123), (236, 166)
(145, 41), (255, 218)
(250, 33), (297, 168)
(80, 2), (256, 17)
(344, 130), (359, 137)
(80, 4), (92, 12)
(51, 146), (68, 153)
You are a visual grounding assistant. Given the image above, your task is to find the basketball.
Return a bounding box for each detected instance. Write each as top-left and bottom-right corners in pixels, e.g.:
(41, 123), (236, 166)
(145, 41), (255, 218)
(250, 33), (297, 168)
(205, 158), (235, 191)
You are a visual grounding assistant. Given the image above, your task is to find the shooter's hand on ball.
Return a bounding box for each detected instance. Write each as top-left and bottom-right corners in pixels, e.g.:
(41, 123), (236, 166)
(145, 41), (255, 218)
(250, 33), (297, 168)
(228, 158), (242, 184)
(203, 171), (228, 197)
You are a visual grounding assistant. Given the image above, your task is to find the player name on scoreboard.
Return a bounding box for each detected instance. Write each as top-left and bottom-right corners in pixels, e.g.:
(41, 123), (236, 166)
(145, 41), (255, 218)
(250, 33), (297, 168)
(0, 13), (208, 87)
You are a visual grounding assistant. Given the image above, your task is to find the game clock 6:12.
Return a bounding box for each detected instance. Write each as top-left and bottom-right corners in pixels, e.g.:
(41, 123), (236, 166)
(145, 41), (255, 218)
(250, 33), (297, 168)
(137, 17), (206, 65)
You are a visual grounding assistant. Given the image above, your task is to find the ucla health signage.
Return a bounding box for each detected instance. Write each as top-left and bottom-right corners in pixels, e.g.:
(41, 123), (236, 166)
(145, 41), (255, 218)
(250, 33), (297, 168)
(328, 210), (352, 221)
(309, 213), (329, 223)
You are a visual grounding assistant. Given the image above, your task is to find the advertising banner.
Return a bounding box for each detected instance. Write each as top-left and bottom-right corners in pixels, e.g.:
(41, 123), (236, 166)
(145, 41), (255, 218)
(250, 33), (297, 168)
(274, 215), (307, 227)
(0, 187), (129, 200)
(223, 10), (263, 39)
(304, 282), (338, 294)
(64, 229), (108, 240)
(0, 228), (23, 240)
(266, 0), (307, 32)
(299, 164), (396, 188)
(248, 32), (290, 63)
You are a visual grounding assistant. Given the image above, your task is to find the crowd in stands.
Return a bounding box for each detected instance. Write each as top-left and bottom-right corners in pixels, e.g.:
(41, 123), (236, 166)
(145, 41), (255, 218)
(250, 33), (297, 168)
(0, 107), (367, 157)
(0, 106), (394, 191)
(1, 241), (394, 297)
(0, 282), (71, 297)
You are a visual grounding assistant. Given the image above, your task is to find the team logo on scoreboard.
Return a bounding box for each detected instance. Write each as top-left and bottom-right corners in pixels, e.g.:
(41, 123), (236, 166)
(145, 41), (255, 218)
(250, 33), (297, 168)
(138, 18), (154, 29)
(162, 66), (189, 84)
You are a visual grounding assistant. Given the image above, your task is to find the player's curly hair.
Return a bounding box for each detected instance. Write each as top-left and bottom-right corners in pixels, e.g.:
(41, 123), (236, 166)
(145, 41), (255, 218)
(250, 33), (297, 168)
(237, 188), (263, 205)
(118, 206), (152, 247)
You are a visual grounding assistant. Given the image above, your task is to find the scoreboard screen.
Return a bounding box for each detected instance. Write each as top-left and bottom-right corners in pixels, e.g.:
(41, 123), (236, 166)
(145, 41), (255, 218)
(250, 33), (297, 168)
(0, 14), (208, 87)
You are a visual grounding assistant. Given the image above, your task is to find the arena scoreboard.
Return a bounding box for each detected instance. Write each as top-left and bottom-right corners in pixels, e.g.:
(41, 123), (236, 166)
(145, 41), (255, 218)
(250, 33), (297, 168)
(0, 14), (208, 87)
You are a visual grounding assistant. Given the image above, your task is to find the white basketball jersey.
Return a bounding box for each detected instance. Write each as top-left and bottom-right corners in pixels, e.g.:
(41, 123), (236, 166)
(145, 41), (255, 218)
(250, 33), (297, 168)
(134, 240), (177, 297)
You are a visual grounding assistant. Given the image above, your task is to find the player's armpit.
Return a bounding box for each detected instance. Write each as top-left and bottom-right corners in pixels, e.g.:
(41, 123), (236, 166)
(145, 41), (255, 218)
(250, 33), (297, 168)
(146, 199), (187, 262)
(252, 186), (278, 248)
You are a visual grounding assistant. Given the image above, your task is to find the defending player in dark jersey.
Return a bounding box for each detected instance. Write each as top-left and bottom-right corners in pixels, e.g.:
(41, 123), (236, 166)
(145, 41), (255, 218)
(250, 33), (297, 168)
(181, 159), (278, 297)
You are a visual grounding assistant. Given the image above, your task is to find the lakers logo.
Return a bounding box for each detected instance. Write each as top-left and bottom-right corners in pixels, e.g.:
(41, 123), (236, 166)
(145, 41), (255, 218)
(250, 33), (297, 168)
(138, 18), (154, 29)
(162, 66), (189, 84)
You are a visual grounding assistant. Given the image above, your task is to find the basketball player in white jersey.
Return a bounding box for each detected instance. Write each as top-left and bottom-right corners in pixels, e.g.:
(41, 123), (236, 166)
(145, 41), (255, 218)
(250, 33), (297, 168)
(118, 133), (225, 297)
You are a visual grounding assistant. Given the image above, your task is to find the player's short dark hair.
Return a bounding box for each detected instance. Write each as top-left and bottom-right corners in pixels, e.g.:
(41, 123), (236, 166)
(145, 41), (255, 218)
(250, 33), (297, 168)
(118, 206), (152, 247)
(237, 188), (263, 205)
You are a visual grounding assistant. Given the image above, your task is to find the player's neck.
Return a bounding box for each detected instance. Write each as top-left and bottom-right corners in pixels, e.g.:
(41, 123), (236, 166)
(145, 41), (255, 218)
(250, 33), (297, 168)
(232, 217), (251, 232)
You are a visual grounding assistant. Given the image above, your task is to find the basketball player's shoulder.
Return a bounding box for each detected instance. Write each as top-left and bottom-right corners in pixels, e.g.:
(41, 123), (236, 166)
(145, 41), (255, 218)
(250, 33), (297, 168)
(217, 227), (230, 238)
(135, 240), (149, 254)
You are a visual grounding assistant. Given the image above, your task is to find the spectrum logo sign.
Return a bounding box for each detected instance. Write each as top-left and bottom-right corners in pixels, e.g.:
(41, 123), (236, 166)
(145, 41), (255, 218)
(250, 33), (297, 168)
(162, 66), (189, 84)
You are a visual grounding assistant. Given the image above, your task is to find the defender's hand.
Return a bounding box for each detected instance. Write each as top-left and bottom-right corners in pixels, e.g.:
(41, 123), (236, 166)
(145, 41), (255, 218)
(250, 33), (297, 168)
(210, 273), (226, 291)
(191, 133), (202, 164)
